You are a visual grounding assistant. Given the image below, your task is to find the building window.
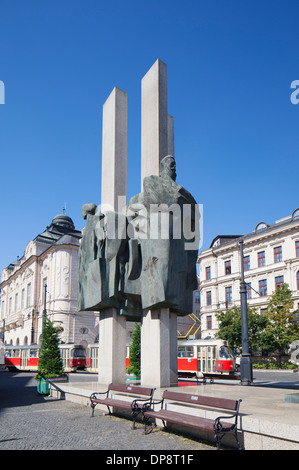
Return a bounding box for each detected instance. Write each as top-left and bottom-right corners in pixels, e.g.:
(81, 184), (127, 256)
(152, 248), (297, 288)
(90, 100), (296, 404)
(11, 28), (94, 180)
(296, 241), (299, 258)
(15, 293), (18, 313)
(274, 246), (282, 263)
(205, 266), (211, 280)
(275, 275), (284, 290)
(243, 255), (250, 271)
(9, 297), (12, 315)
(195, 292), (200, 304)
(225, 286), (232, 302)
(260, 309), (266, 315)
(258, 251), (265, 267)
(27, 283), (32, 308)
(21, 289), (25, 310)
(297, 272), (299, 290)
(206, 291), (212, 306)
(292, 208), (299, 221)
(259, 279), (267, 296)
(255, 222), (268, 233)
(207, 315), (212, 329)
(1, 301), (5, 317)
(225, 260), (231, 275)
(246, 282), (252, 299)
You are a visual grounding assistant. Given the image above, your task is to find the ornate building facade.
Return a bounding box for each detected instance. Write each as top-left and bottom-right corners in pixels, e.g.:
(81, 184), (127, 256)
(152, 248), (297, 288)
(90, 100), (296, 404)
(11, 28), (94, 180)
(198, 209), (299, 338)
(0, 212), (99, 348)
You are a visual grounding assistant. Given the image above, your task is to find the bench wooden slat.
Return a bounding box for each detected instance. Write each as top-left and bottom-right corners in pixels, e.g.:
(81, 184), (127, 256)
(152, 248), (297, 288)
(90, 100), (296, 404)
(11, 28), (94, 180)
(92, 398), (133, 409)
(162, 390), (238, 411)
(108, 384), (153, 397)
(144, 409), (234, 432)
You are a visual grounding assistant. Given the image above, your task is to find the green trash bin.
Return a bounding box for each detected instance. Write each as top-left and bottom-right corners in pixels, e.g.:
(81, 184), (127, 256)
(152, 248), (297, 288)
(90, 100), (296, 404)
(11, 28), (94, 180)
(37, 378), (50, 395)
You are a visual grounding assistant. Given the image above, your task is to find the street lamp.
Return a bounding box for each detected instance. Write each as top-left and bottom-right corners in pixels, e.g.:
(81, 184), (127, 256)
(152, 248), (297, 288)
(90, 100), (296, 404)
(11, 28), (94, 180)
(31, 309), (35, 344)
(42, 284), (47, 333)
(239, 239), (253, 385)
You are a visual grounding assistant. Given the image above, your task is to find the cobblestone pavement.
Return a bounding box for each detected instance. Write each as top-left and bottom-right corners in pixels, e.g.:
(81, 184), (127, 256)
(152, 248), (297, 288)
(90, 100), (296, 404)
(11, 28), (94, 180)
(0, 372), (214, 451)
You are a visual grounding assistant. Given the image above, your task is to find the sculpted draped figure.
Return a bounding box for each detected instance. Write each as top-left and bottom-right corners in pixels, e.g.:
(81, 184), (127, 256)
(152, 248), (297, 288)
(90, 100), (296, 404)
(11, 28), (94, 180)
(78, 155), (199, 319)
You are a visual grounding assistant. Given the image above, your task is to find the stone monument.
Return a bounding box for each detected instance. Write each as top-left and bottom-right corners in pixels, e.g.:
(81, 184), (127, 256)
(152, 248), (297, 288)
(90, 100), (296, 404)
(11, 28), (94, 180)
(78, 60), (200, 387)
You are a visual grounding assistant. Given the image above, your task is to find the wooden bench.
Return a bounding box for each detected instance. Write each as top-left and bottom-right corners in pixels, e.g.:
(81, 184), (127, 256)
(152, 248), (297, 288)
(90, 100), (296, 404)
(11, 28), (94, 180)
(90, 383), (155, 429)
(142, 390), (242, 450)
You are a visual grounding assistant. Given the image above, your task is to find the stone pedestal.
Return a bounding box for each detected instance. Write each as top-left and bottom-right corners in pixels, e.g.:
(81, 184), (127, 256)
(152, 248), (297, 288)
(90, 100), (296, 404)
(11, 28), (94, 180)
(98, 308), (127, 384)
(140, 308), (178, 388)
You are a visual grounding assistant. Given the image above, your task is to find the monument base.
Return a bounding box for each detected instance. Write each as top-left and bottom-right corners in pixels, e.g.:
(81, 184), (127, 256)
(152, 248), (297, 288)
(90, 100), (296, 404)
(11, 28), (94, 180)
(98, 308), (127, 384)
(141, 308), (177, 388)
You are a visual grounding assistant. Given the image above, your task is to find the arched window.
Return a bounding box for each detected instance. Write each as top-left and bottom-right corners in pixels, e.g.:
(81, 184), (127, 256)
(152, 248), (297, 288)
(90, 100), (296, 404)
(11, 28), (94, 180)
(255, 222), (268, 233)
(292, 208), (299, 221)
(297, 271), (299, 290)
(23, 336), (28, 346)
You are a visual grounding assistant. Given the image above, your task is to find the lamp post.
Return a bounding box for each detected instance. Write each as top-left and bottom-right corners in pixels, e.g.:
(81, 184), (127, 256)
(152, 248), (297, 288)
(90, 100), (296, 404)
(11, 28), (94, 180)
(239, 239), (253, 385)
(31, 309), (35, 344)
(42, 284), (47, 334)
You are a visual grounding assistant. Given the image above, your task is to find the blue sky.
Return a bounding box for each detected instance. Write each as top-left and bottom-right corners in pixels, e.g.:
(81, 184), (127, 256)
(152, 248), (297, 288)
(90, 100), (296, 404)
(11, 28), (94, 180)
(0, 0), (299, 271)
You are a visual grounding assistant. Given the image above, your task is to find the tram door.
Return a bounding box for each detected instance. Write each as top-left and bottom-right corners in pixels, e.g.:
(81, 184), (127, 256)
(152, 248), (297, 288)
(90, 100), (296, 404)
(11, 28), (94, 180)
(90, 346), (98, 370)
(61, 348), (69, 370)
(197, 345), (216, 373)
(21, 348), (28, 368)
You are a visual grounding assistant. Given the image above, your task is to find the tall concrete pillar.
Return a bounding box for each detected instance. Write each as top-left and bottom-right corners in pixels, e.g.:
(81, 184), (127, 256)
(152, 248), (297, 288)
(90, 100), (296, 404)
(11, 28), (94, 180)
(141, 60), (175, 189)
(98, 87), (128, 384)
(101, 87), (127, 213)
(98, 308), (127, 384)
(140, 308), (178, 388)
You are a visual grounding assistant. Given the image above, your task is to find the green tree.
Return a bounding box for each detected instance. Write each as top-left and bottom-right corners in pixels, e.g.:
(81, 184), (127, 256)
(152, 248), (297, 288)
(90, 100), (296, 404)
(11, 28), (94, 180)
(216, 305), (269, 354)
(262, 283), (299, 366)
(36, 315), (64, 379)
(128, 323), (141, 377)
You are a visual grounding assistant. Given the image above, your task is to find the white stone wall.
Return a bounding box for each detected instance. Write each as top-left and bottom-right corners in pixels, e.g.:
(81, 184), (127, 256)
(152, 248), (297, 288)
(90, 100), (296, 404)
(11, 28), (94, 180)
(0, 240), (98, 347)
(198, 215), (299, 338)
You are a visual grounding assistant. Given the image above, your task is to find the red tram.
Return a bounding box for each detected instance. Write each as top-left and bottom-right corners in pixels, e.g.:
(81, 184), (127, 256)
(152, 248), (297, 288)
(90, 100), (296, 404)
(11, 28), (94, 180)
(4, 344), (86, 372)
(4, 339), (238, 380)
(177, 339), (237, 378)
(85, 339), (238, 378)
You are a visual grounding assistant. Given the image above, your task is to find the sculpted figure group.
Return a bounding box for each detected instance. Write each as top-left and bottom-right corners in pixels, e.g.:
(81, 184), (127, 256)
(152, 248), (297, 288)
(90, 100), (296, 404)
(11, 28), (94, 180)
(78, 155), (199, 319)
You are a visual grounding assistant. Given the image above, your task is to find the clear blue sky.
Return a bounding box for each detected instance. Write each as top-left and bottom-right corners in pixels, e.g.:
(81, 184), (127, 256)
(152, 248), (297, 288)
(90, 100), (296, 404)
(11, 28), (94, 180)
(0, 0), (298, 271)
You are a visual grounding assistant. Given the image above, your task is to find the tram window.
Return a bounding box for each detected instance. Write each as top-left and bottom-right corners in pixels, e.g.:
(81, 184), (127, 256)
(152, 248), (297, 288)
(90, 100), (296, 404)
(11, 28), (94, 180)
(73, 348), (85, 358)
(30, 349), (38, 357)
(178, 346), (194, 358)
(219, 346), (233, 359)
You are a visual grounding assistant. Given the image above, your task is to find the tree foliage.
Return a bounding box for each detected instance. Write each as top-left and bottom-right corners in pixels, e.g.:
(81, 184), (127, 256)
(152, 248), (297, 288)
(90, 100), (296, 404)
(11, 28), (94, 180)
(262, 283), (299, 362)
(216, 305), (269, 354)
(36, 315), (64, 379)
(216, 283), (299, 363)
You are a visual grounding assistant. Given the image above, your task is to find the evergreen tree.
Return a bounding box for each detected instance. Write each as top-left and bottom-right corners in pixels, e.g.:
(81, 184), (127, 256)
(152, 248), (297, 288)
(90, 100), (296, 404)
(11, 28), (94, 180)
(36, 315), (64, 379)
(128, 323), (141, 376)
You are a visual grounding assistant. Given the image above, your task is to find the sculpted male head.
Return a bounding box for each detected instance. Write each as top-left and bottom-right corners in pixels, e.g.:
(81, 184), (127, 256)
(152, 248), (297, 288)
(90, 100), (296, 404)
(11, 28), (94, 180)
(160, 155), (177, 181)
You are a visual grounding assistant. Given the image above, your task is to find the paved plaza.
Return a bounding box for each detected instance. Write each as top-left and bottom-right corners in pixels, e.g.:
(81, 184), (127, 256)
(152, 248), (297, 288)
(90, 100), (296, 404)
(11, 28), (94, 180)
(0, 371), (214, 451)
